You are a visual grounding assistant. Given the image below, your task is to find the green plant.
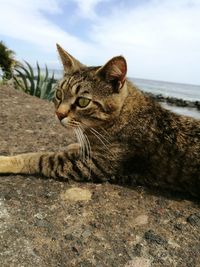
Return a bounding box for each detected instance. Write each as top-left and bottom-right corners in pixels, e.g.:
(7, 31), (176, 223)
(0, 41), (16, 80)
(13, 61), (56, 100)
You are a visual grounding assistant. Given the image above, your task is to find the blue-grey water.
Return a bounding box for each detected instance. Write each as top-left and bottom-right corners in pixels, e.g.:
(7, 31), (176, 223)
(131, 78), (200, 120)
(132, 78), (200, 102)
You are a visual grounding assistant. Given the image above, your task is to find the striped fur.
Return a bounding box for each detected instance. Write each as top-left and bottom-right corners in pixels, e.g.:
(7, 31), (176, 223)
(0, 44), (200, 197)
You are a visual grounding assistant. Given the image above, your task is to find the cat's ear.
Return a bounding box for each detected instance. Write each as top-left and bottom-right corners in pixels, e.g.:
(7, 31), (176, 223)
(96, 56), (127, 88)
(56, 44), (85, 74)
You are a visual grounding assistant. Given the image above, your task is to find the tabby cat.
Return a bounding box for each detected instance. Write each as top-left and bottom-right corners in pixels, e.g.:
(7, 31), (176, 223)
(0, 44), (200, 197)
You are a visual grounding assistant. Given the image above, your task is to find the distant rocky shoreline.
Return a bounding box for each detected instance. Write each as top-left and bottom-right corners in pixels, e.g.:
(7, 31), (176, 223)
(144, 91), (200, 111)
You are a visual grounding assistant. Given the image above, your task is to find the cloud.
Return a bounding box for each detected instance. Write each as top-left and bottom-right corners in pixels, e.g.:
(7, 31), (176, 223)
(0, 0), (108, 67)
(92, 0), (200, 50)
(89, 0), (200, 83)
(0, 0), (200, 83)
(0, 0), (95, 57)
(73, 0), (108, 18)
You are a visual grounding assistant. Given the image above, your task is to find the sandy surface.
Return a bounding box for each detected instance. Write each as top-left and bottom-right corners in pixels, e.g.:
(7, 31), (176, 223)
(0, 85), (200, 267)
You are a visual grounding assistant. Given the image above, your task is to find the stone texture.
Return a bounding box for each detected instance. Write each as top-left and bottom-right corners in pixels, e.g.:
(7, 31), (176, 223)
(60, 187), (92, 202)
(0, 85), (200, 267)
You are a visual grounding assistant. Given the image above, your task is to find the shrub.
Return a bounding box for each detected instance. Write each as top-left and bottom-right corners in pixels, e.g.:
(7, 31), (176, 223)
(13, 61), (56, 100)
(0, 41), (16, 80)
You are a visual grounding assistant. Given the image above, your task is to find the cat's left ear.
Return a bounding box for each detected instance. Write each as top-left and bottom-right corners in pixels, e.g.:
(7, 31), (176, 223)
(56, 44), (85, 74)
(96, 56), (127, 89)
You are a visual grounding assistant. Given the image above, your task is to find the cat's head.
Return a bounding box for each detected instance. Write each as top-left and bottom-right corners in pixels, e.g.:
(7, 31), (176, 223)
(54, 44), (128, 131)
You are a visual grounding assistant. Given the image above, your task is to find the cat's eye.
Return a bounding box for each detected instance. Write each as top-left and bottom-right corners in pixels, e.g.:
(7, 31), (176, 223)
(56, 89), (63, 100)
(76, 97), (91, 108)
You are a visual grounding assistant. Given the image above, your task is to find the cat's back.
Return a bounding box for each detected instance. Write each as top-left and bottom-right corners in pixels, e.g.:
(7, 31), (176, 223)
(115, 82), (200, 195)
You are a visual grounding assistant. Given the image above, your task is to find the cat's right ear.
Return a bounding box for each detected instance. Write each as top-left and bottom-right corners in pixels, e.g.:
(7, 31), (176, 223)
(96, 56), (127, 90)
(56, 44), (85, 74)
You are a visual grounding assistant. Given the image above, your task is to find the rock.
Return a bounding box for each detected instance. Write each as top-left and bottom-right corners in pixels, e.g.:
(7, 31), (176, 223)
(134, 215), (148, 226)
(124, 257), (151, 267)
(34, 212), (46, 220)
(174, 223), (184, 231)
(144, 230), (167, 245)
(187, 213), (200, 226)
(60, 187), (92, 201)
(34, 218), (51, 228)
(132, 243), (143, 256)
(64, 234), (75, 241)
(81, 229), (92, 239)
(144, 91), (200, 110)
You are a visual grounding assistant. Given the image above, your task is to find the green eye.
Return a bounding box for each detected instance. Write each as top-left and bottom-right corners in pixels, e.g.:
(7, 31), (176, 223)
(56, 89), (63, 100)
(77, 97), (91, 108)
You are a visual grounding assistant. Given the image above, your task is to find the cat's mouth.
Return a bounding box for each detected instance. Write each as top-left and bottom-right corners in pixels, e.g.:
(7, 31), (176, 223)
(60, 117), (81, 129)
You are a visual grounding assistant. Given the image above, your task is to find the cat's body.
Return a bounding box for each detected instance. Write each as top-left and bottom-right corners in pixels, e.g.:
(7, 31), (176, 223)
(0, 44), (200, 197)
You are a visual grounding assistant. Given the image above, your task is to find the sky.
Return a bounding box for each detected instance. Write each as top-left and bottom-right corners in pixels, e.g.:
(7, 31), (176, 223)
(0, 0), (200, 84)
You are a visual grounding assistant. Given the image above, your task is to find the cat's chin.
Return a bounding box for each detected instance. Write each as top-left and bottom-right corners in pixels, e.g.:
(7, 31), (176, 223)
(60, 118), (68, 128)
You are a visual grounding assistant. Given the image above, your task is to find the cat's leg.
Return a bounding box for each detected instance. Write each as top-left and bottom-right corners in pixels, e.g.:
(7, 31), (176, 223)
(0, 154), (28, 174)
(0, 143), (81, 178)
(0, 143), (117, 182)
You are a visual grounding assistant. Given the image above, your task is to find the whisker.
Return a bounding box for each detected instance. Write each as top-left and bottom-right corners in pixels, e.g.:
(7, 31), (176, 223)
(77, 127), (86, 162)
(90, 127), (111, 146)
(79, 122), (112, 155)
(89, 129), (110, 151)
(84, 133), (92, 159)
(78, 125), (92, 179)
(100, 126), (112, 140)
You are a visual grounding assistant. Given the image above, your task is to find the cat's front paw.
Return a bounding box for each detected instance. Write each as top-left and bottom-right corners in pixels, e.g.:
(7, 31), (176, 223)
(0, 156), (10, 173)
(66, 143), (81, 160)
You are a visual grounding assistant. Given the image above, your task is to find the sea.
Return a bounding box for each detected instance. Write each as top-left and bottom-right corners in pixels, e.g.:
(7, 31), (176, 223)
(131, 78), (200, 120)
(52, 69), (200, 119)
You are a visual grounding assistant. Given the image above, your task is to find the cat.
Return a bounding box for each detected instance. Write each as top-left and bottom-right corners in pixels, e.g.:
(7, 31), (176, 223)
(0, 44), (200, 197)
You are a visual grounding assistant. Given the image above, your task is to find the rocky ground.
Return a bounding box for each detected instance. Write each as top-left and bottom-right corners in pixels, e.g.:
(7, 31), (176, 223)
(0, 85), (200, 267)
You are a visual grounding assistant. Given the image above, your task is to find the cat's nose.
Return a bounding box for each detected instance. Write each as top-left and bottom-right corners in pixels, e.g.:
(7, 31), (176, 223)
(56, 111), (67, 121)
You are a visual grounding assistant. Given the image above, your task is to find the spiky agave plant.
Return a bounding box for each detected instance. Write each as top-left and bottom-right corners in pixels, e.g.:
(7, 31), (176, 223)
(13, 61), (56, 100)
